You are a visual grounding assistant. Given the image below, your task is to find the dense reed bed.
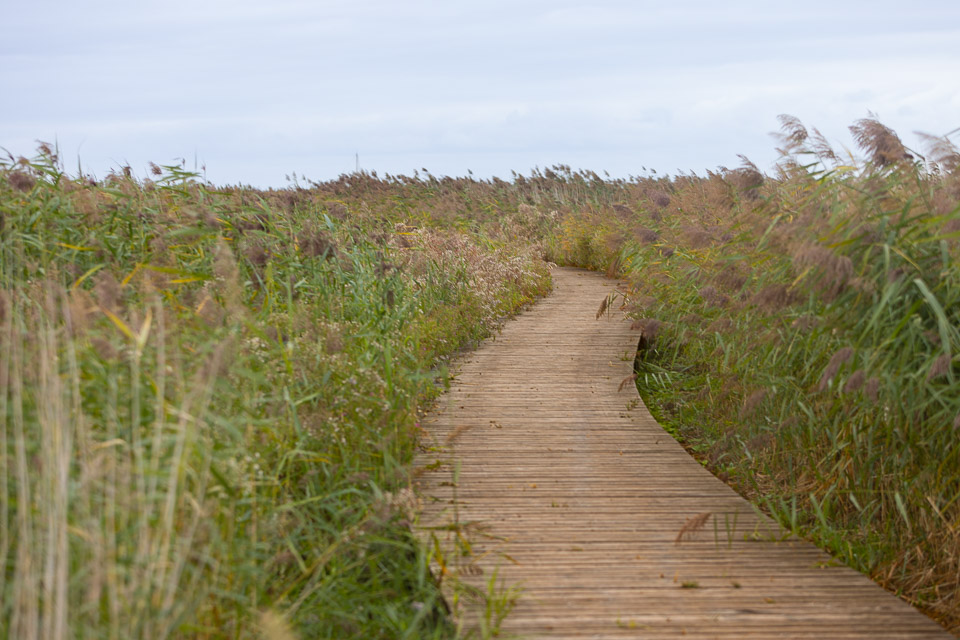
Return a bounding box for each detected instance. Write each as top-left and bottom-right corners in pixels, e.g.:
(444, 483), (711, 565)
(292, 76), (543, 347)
(0, 150), (549, 639)
(546, 117), (960, 632)
(4, 114), (957, 635)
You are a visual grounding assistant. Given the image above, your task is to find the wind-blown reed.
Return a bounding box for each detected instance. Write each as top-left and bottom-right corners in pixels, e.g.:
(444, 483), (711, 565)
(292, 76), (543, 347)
(0, 150), (549, 639)
(547, 116), (960, 631)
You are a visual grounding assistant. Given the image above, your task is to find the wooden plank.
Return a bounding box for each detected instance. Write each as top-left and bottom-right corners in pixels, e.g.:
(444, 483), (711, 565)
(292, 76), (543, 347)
(414, 267), (949, 638)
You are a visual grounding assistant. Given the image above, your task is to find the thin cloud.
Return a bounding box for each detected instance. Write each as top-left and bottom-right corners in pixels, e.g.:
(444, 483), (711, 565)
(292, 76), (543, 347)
(2, 0), (959, 186)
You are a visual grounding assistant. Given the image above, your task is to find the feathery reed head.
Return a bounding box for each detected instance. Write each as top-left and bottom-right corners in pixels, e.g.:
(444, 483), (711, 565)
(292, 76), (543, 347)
(927, 353), (952, 381)
(675, 512), (711, 544)
(850, 116), (911, 167)
(791, 243), (854, 299)
(844, 369), (866, 393)
(7, 170), (36, 192)
(818, 347), (854, 391)
(740, 389), (767, 418)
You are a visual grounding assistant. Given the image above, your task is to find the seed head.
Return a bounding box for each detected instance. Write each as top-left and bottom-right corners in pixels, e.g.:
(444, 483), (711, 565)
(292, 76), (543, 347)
(776, 114), (809, 151)
(753, 283), (796, 310)
(675, 512), (711, 544)
(849, 117), (911, 167)
(791, 243), (853, 299)
(7, 170), (36, 192)
(630, 317), (662, 339)
(818, 347), (854, 392)
(927, 353), (952, 381)
(715, 265), (748, 292)
(740, 389), (767, 418)
(635, 227), (658, 244)
(699, 285), (728, 307)
(90, 336), (118, 361)
(93, 271), (121, 312)
(917, 131), (960, 173)
(650, 190), (671, 209)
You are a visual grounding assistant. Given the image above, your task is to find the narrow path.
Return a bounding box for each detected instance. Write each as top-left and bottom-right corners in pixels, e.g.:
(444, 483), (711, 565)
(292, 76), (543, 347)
(415, 267), (948, 639)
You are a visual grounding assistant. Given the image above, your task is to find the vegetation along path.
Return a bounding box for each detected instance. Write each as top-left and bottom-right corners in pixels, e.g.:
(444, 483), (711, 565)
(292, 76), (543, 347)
(415, 267), (949, 639)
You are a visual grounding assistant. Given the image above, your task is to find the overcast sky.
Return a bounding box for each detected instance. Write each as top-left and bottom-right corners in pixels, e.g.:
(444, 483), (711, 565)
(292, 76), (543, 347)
(2, 1), (958, 187)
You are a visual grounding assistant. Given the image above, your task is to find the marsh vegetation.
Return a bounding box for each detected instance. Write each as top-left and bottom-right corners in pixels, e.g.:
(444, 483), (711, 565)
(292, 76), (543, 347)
(2, 115), (958, 635)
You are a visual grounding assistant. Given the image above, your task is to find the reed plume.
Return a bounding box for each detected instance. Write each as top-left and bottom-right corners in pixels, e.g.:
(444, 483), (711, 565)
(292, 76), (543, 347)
(675, 513), (711, 544)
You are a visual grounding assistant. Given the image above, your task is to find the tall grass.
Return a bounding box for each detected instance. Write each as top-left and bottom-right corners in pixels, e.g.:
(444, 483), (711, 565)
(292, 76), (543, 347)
(0, 149), (550, 638)
(5, 115), (957, 634)
(546, 116), (960, 631)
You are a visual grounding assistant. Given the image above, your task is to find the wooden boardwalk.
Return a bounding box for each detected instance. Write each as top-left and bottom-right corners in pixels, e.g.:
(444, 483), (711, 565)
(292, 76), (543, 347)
(415, 267), (949, 639)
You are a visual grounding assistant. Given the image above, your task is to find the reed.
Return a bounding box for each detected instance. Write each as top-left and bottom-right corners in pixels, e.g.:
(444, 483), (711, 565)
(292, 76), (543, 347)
(547, 116), (960, 631)
(0, 150), (550, 638)
(4, 112), (957, 633)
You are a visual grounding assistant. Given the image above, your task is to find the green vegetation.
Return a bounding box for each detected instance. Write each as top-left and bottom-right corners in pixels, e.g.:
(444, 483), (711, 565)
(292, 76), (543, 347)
(0, 149), (549, 639)
(547, 116), (960, 632)
(3, 114), (958, 635)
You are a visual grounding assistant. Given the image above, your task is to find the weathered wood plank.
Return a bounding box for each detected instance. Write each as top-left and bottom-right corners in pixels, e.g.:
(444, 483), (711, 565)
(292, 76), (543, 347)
(415, 267), (949, 638)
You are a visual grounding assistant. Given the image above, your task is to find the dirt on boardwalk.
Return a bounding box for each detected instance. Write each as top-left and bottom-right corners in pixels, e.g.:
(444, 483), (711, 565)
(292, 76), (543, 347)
(416, 267), (948, 639)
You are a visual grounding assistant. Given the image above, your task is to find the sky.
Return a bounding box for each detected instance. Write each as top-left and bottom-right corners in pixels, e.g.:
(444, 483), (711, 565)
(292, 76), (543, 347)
(2, 0), (959, 187)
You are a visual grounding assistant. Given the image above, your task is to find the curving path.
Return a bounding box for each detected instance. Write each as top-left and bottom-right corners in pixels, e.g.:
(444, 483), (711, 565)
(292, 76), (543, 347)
(415, 267), (948, 639)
